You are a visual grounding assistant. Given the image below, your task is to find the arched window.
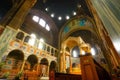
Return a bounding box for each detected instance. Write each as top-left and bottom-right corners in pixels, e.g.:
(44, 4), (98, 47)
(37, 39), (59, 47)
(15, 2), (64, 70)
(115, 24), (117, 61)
(39, 18), (46, 27)
(32, 15), (39, 22)
(32, 15), (51, 32)
(46, 24), (50, 31)
(28, 34), (36, 46)
(38, 38), (44, 49)
(16, 32), (24, 40)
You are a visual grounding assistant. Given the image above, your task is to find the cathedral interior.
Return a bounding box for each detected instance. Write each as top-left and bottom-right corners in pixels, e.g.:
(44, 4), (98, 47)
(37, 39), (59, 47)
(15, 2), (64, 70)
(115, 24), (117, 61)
(0, 0), (120, 80)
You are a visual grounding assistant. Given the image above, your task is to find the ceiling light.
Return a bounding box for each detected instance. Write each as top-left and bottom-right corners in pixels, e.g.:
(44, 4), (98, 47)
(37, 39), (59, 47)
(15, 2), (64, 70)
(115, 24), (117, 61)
(66, 15), (70, 20)
(51, 13), (54, 17)
(45, 8), (48, 11)
(58, 16), (62, 20)
(73, 12), (77, 15)
(77, 4), (81, 8)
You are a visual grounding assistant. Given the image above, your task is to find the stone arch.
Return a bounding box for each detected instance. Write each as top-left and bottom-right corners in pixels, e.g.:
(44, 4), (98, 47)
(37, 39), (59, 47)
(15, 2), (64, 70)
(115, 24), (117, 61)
(40, 58), (49, 77)
(59, 16), (96, 41)
(47, 46), (50, 53)
(69, 30), (99, 45)
(61, 28), (98, 43)
(24, 35), (30, 42)
(62, 36), (85, 49)
(40, 58), (49, 66)
(60, 36), (90, 73)
(71, 46), (80, 58)
(26, 54), (38, 70)
(16, 31), (24, 40)
(7, 49), (24, 60)
(49, 61), (57, 71)
(5, 49), (24, 70)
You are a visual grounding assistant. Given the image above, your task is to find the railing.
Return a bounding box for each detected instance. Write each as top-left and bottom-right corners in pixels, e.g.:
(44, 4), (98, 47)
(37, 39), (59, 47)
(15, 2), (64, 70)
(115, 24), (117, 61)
(13, 29), (58, 57)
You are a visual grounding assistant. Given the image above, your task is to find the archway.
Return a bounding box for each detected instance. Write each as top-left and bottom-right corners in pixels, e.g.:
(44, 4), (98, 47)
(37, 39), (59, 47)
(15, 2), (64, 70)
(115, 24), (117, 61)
(69, 30), (108, 69)
(60, 36), (89, 73)
(71, 46), (81, 74)
(16, 31), (24, 40)
(5, 49), (24, 70)
(49, 61), (57, 72)
(40, 58), (49, 77)
(26, 54), (38, 71)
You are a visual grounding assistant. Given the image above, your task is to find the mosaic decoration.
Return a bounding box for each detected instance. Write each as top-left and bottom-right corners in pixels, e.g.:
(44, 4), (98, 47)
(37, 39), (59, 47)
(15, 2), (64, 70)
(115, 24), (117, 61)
(0, 27), (17, 58)
(64, 26), (70, 33)
(8, 38), (57, 62)
(62, 17), (93, 38)
(79, 18), (86, 26)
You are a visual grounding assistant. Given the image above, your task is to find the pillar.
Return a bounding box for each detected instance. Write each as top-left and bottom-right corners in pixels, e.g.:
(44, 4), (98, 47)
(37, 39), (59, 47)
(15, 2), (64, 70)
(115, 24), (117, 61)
(85, 0), (120, 72)
(21, 58), (27, 72)
(47, 61), (51, 76)
(63, 50), (66, 73)
(69, 49), (72, 73)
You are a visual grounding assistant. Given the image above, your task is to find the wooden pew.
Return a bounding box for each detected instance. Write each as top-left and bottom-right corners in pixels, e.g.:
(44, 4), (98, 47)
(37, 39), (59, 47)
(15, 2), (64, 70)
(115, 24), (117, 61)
(49, 54), (112, 80)
(49, 70), (81, 80)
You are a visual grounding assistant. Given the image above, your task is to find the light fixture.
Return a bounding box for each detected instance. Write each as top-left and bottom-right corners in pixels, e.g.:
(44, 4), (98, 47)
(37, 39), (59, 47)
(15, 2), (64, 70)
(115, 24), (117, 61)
(66, 15), (70, 20)
(73, 12), (77, 15)
(45, 8), (48, 11)
(51, 13), (55, 18)
(77, 4), (81, 8)
(58, 16), (62, 20)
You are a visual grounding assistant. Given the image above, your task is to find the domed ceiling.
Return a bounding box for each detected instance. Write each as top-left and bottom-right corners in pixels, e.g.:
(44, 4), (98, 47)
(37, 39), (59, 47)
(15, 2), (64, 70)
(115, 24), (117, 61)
(0, 0), (91, 29)
(0, 0), (92, 47)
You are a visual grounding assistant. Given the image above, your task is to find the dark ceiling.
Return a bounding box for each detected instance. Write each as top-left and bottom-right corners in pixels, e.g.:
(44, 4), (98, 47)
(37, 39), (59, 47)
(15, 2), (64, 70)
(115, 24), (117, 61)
(0, 0), (91, 29)
(0, 0), (12, 20)
(34, 0), (91, 28)
(0, 0), (93, 47)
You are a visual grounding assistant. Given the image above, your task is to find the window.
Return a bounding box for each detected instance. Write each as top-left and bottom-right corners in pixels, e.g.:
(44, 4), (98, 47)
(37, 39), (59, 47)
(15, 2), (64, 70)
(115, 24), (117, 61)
(32, 15), (51, 32)
(28, 34), (36, 46)
(46, 24), (50, 31)
(32, 16), (39, 22)
(38, 38), (44, 49)
(39, 18), (46, 27)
